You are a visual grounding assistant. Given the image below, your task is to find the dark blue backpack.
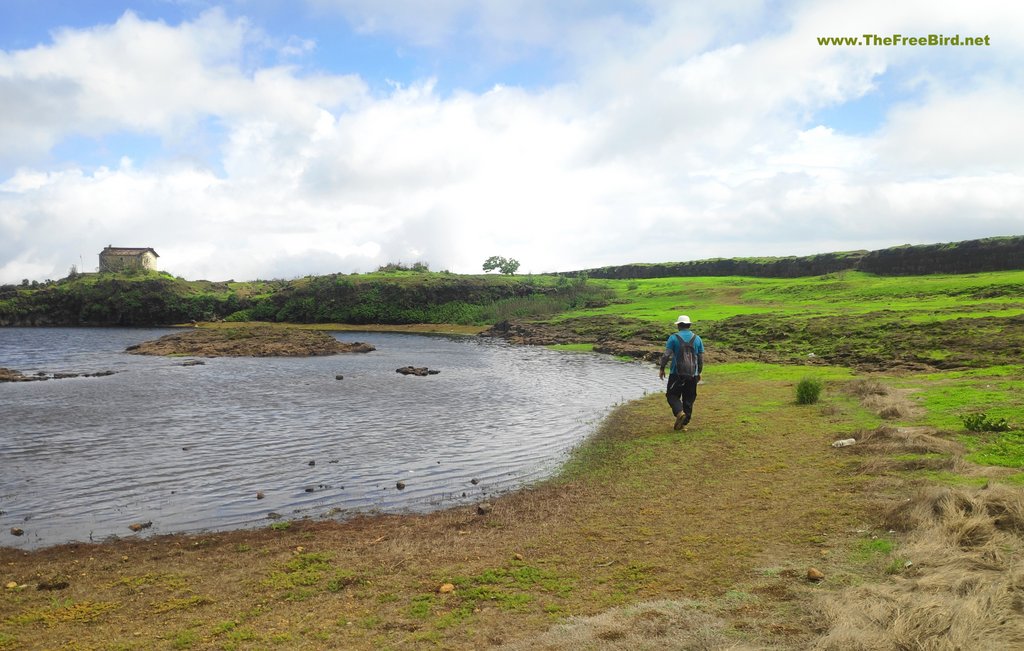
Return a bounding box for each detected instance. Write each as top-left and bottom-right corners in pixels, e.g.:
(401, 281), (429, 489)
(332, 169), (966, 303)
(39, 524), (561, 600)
(673, 332), (698, 376)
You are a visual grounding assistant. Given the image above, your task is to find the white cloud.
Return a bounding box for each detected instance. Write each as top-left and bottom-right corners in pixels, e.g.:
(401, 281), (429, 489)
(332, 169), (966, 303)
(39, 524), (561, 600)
(1, 1), (1023, 284)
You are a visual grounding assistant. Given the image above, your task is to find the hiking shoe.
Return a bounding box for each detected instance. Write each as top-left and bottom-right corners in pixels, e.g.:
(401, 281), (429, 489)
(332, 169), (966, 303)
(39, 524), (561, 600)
(674, 412), (688, 431)
(682, 413), (691, 427)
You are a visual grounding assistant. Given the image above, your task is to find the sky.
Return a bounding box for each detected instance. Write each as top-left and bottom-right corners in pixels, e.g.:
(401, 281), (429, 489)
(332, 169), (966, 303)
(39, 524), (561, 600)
(1, 0), (1022, 283)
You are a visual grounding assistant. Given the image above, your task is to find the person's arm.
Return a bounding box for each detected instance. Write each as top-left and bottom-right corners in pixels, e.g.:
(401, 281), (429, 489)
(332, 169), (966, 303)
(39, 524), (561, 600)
(658, 348), (672, 380)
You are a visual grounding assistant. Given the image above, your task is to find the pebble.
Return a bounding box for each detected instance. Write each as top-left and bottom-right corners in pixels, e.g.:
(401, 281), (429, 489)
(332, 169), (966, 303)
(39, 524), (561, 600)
(10, 527), (24, 536)
(128, 522), (152, 532)
(396, 481), (406, 490)
(439, 583), (455, 593)
(476, 503), (493, 516)
(807, 567), (825, 581)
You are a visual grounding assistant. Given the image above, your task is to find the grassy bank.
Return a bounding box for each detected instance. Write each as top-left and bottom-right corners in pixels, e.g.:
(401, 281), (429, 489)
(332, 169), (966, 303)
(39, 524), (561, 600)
(3, 357), (1022, 649)
(527, 269), (1024, 370)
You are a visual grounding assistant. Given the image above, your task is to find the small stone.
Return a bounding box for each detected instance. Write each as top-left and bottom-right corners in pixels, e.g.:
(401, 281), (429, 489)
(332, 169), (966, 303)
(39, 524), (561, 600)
(37, 580), (70, 591)
(807, 567), (825, 581)
(128, 521), (152, 532)
(470, 478), (480, 485)
(438, 583), (455, 594)
(10, 527), (24, 536)
(476, 502), (493, 516)
(5, 581), (18, 589)
(256, 492), (265, 500)
(308, 460), (315, 466)
(513, 553), (524, 561)
(305, 487), (315, 493)
(335, 375), (344, 380)
(396, 481), (406, 490)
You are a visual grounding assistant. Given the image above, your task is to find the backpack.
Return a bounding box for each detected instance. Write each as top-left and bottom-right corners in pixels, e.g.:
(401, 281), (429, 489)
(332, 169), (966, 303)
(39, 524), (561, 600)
(673, 332), (698, 376)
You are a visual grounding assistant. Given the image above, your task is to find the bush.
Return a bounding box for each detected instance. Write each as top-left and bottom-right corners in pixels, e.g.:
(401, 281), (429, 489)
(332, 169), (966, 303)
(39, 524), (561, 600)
(961, 413), (1012, 432)
(796, 377), (824, 404)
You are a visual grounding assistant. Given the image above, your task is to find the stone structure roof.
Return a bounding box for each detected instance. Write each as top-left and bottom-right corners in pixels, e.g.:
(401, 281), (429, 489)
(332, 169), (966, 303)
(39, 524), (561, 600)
(100, 247), (160, 258)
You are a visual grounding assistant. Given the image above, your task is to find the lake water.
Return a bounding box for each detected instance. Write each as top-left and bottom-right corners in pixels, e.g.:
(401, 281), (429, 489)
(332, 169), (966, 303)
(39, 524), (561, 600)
(0, 328), (661, 549)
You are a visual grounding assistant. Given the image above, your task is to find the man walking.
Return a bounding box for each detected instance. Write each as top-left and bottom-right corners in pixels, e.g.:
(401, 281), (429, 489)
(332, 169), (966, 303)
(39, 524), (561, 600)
(658, 315), (704, 431)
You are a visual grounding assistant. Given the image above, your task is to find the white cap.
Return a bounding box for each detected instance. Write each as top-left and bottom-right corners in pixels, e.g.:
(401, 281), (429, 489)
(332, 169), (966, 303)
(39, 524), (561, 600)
(675, 314), (691, 325)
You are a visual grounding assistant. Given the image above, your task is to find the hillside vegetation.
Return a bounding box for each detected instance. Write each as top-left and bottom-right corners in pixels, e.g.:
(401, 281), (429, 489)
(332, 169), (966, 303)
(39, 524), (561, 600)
(0, 270), (606, 327)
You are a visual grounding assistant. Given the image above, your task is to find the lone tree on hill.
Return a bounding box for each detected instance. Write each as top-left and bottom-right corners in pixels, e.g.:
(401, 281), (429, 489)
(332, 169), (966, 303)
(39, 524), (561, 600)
(482, 256), (520, 275)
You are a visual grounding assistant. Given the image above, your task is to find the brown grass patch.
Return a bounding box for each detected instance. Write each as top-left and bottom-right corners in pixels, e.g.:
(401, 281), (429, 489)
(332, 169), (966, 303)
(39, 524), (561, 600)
(812, 484), (1024, 650)
(498, 600), (761, 651)
(845, 378), (924, 420)
(856, 426), (963, 457)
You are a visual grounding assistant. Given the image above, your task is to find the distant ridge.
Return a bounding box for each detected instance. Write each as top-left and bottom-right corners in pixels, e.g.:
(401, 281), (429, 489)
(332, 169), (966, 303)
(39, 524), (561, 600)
(563, 236), (1024, 279)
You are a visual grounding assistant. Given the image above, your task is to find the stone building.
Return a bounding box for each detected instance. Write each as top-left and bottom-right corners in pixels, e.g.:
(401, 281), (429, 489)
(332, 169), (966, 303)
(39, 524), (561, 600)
(99, 246), (160, 273)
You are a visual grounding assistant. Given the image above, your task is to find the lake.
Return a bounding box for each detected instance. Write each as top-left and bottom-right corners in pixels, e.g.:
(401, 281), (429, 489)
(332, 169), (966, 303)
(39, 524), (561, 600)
(0, 328), (662, 549)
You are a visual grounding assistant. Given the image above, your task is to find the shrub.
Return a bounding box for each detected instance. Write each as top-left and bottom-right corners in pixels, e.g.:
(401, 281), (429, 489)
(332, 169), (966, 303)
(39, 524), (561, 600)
(961, 413), (1012, 432)
(796, 377), (824, 404)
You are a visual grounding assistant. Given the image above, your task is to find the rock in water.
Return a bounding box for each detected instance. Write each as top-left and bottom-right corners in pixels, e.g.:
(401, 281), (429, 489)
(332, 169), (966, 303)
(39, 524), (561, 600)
(396, 366), (440, 376)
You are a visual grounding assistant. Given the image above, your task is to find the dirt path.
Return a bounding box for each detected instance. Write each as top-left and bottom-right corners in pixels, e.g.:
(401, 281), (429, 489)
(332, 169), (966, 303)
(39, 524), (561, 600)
(1, 374), (879, 650)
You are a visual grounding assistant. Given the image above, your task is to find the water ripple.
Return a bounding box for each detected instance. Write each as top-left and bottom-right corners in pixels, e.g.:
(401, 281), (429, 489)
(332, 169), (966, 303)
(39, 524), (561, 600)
(0, 328), (661, 549)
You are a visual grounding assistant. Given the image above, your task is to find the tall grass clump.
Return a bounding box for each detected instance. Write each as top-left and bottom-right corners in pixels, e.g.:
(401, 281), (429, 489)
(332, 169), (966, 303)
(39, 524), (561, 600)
(796, 377), (824, 404)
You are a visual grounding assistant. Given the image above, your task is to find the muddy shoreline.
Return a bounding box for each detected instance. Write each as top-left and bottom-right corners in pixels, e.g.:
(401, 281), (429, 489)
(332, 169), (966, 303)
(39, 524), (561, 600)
(125, 326), (376, 357)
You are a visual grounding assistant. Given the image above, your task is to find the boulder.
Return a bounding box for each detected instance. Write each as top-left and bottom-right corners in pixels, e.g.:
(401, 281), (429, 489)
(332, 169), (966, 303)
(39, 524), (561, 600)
(393, 366), (438, 376)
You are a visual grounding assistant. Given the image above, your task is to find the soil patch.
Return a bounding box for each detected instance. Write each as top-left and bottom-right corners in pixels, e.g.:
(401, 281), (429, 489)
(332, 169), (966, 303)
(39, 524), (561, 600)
(125, 326), (375, 357)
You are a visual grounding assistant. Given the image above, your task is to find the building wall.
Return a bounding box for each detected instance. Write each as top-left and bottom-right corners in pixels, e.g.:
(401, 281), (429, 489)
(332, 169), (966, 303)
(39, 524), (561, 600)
(99, 251), (158, 272)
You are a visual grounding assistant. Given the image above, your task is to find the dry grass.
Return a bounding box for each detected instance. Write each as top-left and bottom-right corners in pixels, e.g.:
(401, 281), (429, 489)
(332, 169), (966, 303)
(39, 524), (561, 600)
(812, 485), (1024, 650)
(846, 378), (925, 421)
(499, 599), (762, 651)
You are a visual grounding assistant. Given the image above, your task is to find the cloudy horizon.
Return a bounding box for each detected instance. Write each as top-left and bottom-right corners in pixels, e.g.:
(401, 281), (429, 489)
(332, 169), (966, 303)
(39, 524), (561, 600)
(1, 0), (1022, 283)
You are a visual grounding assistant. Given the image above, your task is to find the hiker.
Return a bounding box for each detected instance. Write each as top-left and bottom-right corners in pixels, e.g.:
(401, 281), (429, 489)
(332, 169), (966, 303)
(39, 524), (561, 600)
(658, 315), (704, 431)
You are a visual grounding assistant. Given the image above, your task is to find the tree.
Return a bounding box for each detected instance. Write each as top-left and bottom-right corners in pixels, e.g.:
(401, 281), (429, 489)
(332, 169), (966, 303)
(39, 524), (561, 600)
(482, 256), (520, 275)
